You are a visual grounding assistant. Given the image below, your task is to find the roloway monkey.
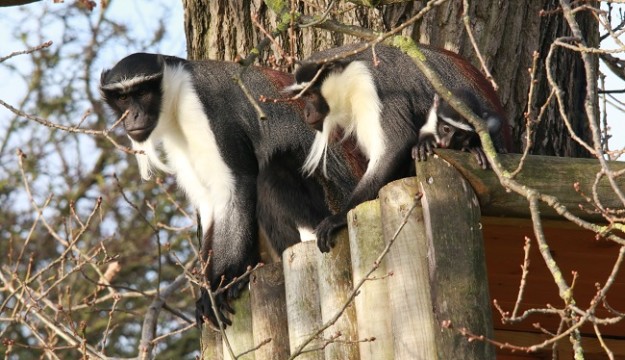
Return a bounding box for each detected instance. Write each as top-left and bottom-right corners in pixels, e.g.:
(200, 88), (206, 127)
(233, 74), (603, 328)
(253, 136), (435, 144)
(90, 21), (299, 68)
(414, 87), (504, 168)
(100, 53), (357, 327)
(286, 43), (509, 252)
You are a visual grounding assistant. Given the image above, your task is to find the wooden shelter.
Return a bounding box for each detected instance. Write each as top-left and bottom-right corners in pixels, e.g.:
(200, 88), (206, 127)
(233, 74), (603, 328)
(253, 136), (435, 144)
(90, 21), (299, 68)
(201, 150), (625, 360)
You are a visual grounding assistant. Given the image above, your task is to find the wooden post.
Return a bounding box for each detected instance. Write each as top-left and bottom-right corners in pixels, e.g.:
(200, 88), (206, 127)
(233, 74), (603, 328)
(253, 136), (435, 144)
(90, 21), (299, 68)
(380, 177), (438, 359)
(201, 326), (223, 360)
(223, 290), (254, 359)
(250, 263), (290, 360)
(416, 155), (495, 359)
(433, 149), (625, 220)
(283, 241), (324, 360)
(316, 229), (360, 360)
(347, 200), (394, 359)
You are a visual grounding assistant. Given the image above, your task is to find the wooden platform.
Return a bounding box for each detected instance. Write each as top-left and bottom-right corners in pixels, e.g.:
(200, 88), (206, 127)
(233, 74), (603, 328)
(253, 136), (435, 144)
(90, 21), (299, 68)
(483, 217), (625, 358)
(201, 151), (625, 359)
(432, 148), (625, 359)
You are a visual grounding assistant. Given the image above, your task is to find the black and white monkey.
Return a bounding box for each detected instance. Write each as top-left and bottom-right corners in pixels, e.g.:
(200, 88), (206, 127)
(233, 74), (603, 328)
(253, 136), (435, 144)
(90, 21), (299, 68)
(286, 43), (508, 251)
(413, 87), (504, 169)
(100, 53), (356, 327)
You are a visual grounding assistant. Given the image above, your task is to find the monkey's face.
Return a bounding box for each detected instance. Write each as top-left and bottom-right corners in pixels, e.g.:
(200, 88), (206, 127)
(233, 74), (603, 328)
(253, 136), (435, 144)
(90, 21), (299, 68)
(101, 77), (163, 143)
(289, 61), (347, 133)
(436, 120), (473, 149)
(302, 89), (329, 131)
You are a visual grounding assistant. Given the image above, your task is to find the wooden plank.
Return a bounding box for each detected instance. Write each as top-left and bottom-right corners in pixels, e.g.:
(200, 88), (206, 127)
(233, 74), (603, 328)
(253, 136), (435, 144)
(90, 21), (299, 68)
(483, 218), (625, 337)
(223, 290), (254, 359)
(432, 149), (625, 221)
(316, 229), (360, 360)
(201, 326), (223, 360)
(347, 199), (394, 360)
(379, 177), (438, 360)
(416, 154), (496, 359)
(222, 290), (254, 359)
(249, 263), (289, 360)
(283, 242), (324, 360)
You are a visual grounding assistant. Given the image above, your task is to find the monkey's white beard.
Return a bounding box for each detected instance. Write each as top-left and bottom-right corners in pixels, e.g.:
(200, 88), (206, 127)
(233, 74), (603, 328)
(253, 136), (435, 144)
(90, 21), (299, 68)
(302, 130), (329, 177)
(302, 61), (384, 177)
(131, 137), (173, 180)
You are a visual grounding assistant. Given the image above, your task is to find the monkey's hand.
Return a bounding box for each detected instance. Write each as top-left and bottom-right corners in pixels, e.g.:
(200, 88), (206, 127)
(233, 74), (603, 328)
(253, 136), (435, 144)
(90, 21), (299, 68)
(196, 257), (254, 329)
(464, 146), (490, 170)
(315, 213), (347, 253)
(195, 288), (235, 329)
(412, 134), (437, 161)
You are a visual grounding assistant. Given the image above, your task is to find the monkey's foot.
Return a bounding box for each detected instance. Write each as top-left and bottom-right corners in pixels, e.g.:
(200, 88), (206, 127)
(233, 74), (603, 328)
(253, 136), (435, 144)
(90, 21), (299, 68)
(465, 146), (490, 170)
(412, 138), (437, 161)
(195, 288), (235, 329)
(315, 213), (347, 253)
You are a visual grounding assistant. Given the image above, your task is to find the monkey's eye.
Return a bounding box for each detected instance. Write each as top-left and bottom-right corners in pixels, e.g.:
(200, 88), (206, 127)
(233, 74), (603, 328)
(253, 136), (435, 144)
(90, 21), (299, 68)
(118, 94), (128, 101)
(442, 125), (451, 134)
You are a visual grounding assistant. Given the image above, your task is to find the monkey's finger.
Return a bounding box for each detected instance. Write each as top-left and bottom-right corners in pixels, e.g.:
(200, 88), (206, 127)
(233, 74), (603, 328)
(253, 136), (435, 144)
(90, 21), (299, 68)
(212, 309), (233, 327)
(222, 298), (236, 315)
(411, 145), (419, 160)
(315, 215), (344, 253)
(468, 147), (490, 170)
(316, 231), (332, 253)
(417, 141), (434, 162)
(211, 294), (233, 327)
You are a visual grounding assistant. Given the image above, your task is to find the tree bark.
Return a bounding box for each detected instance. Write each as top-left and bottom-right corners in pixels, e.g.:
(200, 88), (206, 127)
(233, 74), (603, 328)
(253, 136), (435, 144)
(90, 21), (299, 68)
(387, 0), (598, 156)
(183, 0), (598, 156)
(183, 0), (384, 66)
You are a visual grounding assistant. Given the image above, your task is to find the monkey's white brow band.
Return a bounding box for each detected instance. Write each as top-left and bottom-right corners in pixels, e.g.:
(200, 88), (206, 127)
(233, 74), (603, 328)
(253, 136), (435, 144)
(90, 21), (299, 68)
(282, 82), (309, 93)
(440, 115), (474, 132)
(101, 73), (163, 91)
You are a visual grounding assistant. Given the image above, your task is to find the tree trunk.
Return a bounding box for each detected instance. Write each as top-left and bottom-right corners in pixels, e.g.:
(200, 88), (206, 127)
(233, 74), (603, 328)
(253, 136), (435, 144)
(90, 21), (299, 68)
(379, 0), (598, 155)
(183, 0), (598, 156)
(183, 0), (384, 66)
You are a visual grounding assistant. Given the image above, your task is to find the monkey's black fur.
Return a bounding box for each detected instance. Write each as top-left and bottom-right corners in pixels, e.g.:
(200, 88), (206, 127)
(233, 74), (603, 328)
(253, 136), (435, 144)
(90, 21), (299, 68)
(101, 53), (356, 328)
(289, 44), (508, 252)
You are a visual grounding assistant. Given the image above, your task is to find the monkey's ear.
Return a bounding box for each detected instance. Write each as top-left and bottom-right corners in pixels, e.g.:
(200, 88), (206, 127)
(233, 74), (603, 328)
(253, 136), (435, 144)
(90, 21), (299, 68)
(324, 60), (348, 73)
(100, 69), (110, 86)
(485, 114), (502, 135)
(432, 93), (441, 108)
(294, 62), (323, 83)
(156, 55), (166, 71)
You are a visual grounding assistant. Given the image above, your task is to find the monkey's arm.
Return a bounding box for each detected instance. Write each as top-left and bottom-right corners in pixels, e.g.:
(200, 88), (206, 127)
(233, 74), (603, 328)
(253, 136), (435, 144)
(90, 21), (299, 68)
(315, 145), (412, 252)
(195, 175), (260, 328)
(412, 132), (438, 162)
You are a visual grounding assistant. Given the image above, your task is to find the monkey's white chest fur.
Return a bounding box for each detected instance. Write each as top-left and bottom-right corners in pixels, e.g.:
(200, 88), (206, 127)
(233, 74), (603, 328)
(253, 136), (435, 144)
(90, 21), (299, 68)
(131, 65), (234, 232)
(303, 61), (385, 176)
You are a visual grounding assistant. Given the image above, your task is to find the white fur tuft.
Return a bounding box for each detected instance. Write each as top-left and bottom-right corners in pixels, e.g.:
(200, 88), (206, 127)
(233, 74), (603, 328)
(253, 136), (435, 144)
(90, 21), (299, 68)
(302, 131), (329, 176)
(303, 61), (384, 176)
(297, 227), (317, 242)
(131, 137), (173, 180)
(282, 82), (309, 94)
(130, 63), (235, 233)
(420, 103), (441, 142)
(486, 115), (501, 133)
